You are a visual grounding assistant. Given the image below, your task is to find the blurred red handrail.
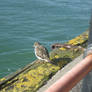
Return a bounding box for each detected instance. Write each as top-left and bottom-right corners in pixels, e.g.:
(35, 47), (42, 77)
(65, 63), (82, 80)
(45, 54), (92, 92)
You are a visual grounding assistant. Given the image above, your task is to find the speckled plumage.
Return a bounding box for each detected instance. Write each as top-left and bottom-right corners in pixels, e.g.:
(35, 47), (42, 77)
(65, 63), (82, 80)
(34, 42), (50, 62)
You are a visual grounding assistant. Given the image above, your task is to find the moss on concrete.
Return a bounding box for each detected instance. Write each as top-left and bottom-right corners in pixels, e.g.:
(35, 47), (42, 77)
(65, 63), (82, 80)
(0, 63), (60, 92)
(68, 30), (88, 47)
(50, 47), (84, 67)
(0, 31), (88, 92)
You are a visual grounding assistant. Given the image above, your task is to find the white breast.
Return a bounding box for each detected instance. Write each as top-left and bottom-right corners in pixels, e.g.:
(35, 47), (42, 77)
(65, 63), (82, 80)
(34, 47), (48, 62)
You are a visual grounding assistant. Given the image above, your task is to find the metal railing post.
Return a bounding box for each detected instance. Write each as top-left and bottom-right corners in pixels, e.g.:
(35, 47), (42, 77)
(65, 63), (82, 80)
(81, 15), (92, 92)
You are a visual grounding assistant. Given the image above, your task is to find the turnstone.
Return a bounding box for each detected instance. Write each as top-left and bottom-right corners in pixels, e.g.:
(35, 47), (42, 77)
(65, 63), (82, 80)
(51, 43), (73, 49)
(34, 42), (50, 62)
(51, 43), (83, 50)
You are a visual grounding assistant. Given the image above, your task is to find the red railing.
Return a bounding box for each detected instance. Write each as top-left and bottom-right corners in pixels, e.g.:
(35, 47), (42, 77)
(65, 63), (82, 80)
(45, 54), (92, 92)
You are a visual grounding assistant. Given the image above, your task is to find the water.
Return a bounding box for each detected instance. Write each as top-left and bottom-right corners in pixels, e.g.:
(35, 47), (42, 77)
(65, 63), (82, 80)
(0, 0), (92, 78)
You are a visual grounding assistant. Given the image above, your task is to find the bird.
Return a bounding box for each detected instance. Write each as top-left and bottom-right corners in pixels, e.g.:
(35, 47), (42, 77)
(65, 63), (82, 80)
(33, 42), (51, 62)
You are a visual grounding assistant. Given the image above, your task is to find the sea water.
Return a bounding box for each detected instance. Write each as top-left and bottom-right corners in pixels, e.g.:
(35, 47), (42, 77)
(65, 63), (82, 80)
(0, 0), (92, 77)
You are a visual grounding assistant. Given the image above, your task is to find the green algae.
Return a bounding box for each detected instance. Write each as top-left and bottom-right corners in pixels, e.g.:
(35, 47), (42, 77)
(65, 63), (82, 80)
(0, 63), (60, 92)
(68, 30), (88, 47)
(50, 46), (84, 67)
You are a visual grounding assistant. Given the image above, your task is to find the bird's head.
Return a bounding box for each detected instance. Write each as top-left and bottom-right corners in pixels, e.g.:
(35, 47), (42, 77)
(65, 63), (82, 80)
(33, 42), (40, 47)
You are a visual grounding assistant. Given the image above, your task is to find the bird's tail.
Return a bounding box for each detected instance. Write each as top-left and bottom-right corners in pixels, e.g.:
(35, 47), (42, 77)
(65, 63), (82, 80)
(48, 60), (51, 62)
(45, 58), (51, 63)
(47, 58), (52, 63)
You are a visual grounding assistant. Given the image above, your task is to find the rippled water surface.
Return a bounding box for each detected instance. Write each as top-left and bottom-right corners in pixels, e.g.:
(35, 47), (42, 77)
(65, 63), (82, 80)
(0, 0), (92, 77)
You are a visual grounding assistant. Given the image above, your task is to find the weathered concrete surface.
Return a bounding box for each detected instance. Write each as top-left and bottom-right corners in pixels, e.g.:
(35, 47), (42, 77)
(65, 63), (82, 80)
(37, 54), (83, 92)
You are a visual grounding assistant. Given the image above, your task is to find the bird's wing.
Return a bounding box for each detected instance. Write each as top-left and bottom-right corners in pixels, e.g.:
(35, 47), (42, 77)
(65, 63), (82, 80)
(42, 46), (50, 58)
(36, 45), (49, 59)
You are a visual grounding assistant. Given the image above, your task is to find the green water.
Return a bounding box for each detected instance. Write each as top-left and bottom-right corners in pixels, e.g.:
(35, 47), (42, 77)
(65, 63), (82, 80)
(0, 0), (92, 78)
